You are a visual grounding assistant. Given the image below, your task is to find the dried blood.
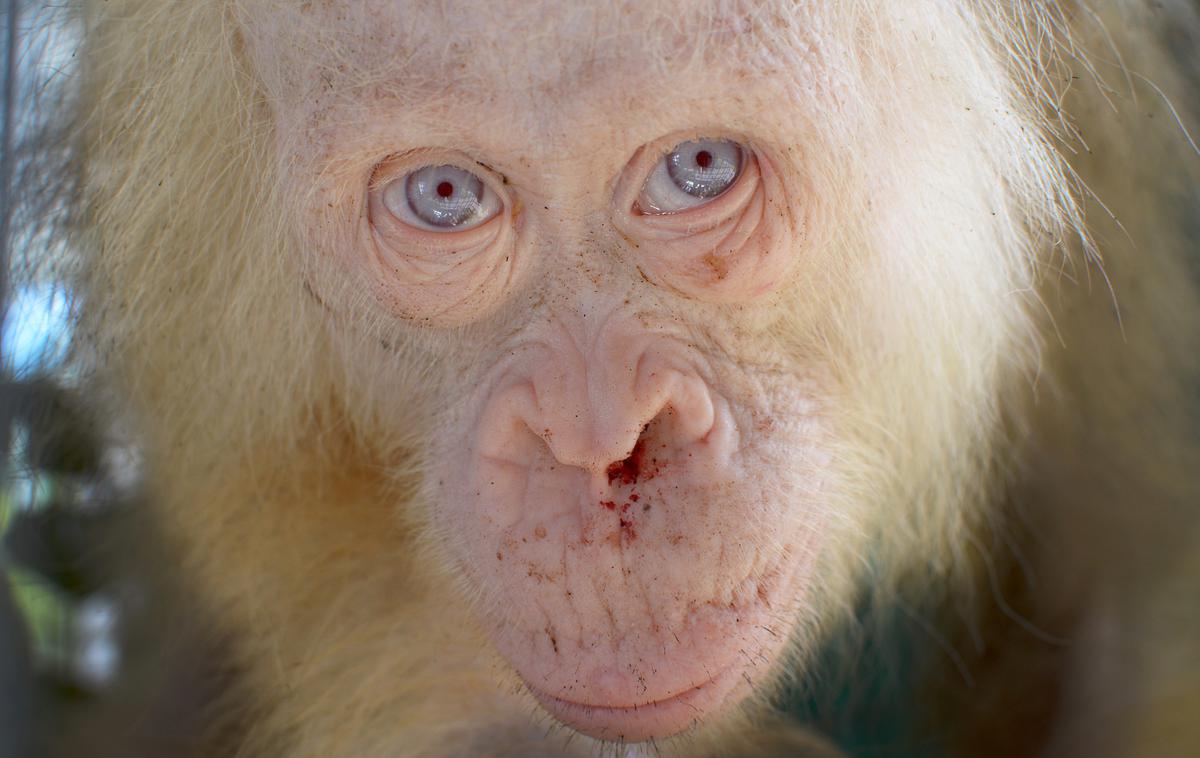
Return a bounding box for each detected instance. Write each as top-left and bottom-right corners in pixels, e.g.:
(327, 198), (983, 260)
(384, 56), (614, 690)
(606, 438), (645, 485)
(619, 518), (637, 540)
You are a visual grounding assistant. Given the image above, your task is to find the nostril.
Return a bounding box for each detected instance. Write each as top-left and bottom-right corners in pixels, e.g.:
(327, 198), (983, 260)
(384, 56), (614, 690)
(510, 347), (721, 474)
(605, 432), (646, 486)
(602, 414), (681, 489)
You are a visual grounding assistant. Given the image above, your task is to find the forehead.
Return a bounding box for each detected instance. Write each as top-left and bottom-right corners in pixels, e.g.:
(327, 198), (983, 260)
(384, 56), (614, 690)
(240, 0), (812, 108)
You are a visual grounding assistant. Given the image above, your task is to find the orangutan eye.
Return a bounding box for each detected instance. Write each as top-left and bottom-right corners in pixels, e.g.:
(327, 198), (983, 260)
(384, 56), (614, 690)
(637, 139), (745, 214)
(382, 164), (502, 231)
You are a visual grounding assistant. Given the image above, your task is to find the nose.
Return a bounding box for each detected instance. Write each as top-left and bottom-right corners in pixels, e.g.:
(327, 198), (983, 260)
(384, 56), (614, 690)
(540, 336), (715, 474)
(477, 316), (717, 476)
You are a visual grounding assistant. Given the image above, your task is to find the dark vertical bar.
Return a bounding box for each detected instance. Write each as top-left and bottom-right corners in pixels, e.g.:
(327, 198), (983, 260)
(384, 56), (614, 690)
(0, 9), (34, 758)
(0, 0), (19, 355)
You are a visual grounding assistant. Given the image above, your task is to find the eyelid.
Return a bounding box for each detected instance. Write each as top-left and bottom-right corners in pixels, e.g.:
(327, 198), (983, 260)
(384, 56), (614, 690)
(367, 150), (500, 192)
(638, 140), (743, 214)
(613, 134), (761, 235)
(367, 152), (511, 244)
(370, 187), (503, 254)
(637, 156), (760, 235)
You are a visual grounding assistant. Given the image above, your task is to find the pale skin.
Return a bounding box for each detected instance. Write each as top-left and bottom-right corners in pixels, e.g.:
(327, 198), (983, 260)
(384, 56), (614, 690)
(242, 0), (851, 742)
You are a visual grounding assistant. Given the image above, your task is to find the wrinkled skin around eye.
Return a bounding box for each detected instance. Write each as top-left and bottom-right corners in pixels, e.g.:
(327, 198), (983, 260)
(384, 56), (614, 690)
(616, 140), (805, 304)
(359, 158), (521, 326)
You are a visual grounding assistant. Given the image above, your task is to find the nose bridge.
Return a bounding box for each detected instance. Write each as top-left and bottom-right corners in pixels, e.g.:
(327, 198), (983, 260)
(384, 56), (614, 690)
(528, 297), (673, 472)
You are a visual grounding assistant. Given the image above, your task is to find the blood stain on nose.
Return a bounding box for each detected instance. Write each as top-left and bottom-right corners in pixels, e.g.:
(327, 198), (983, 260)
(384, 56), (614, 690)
(606, 438), (645, 485)
(598, 431), (674, 540)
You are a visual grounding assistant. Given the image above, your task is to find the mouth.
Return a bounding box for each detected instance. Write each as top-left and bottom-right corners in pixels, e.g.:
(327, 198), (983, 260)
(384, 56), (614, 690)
(524, 665), (748, 742)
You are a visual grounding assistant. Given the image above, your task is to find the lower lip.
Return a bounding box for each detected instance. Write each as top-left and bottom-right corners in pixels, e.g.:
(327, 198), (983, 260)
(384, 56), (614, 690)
(526, 666), (745, 743)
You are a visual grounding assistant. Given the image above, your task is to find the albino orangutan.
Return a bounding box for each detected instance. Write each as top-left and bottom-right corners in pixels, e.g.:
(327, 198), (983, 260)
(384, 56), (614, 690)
(40, 0), (1200, 755)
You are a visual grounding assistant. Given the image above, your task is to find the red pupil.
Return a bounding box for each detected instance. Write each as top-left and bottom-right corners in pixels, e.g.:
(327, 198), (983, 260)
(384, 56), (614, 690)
(695, 150), (712, 169)
(436, 181), (454, 198)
